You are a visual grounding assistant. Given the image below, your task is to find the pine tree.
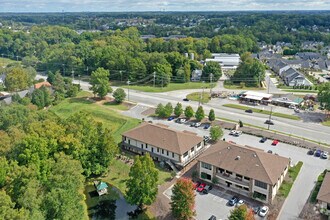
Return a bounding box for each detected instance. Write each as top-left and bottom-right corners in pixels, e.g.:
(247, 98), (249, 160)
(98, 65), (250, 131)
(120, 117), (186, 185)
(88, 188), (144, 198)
(174, 102), (183, 117)
(208, 109), (215, 122)
(184, 106), (194, 119)
(195, 106), (205, 121)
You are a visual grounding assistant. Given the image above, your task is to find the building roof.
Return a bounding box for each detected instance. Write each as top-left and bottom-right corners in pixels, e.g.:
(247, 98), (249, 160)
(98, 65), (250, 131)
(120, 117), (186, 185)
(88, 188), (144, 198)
(317, 172), (330, 203)
(96, 181), (108, 191)
(241, 91), (273, 100)
(122, 123), (203, 155)
(34, 81), (52, 89)
(198, 141), (290, 185)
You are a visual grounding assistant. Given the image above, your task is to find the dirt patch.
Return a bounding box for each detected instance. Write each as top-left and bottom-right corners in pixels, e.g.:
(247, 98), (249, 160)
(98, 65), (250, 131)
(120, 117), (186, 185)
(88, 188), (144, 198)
(141, 107), (156, 116)
(299, 203), (327, 220)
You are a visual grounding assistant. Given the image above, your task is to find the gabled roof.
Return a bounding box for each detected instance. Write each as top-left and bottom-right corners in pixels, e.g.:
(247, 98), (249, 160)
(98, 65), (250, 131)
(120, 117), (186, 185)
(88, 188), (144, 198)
(34, 81), (52, 89)
(198, 141), (290, 185)
(317, 172), (330, 203)
(122, 123), (203, 155)
(96, 182), (108, 191)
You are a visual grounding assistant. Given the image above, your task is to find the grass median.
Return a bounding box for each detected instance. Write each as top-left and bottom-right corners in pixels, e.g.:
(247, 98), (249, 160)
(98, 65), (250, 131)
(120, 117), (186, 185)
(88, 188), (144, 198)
(186, 92), (211, 103)
(279, 161), (303, 198)
(223, 104), (300, 120)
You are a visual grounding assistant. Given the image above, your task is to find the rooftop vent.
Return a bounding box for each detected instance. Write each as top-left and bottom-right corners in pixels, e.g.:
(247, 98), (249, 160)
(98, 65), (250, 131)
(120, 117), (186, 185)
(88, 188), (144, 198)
(255, 164), (259, 167)
(235, 156), (240, 160)
(227, 146), (231, 150)
(253, 154), (257, 157)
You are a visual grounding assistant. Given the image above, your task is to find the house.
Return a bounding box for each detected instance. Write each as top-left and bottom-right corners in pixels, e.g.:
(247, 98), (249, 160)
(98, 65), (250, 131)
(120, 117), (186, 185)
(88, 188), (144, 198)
(191, 69), (202, 81)
(122, 123), (205, 169)
(94, 181), (108, 196)
(197, 141), (290, 204)
(281, 68), (311, 86)
(205, 53), (240, 70)
(317, 171), (330, 216)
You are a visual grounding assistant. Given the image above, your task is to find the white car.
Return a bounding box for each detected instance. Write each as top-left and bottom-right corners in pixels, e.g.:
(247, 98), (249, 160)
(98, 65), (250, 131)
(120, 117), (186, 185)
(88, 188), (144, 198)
(229, 130), (237, 135)
(321, 151), (329, 159)
(258, 206), (269, 217)
(195, 122), (201, 127)
(180, 118), (186, 123)
(233, 131), (242, 137)
(236, 199), (245, 207)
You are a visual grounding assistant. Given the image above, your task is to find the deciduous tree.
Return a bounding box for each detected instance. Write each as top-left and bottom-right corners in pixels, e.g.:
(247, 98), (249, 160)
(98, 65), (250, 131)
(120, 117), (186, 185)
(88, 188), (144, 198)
(90, 67), (112, 98)
(318, 82), (330, 111)
(113, 88), (126, 103)
(174, 102), (183, 117)
(229, 204), (254, 220)
(210, 125), (223, 142)
(184, 106), (194, 119)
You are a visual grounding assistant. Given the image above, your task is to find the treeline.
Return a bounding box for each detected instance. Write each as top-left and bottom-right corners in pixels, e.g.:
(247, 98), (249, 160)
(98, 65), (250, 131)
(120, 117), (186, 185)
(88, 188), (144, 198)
(0, 26), (257, 86)
(0, 104), (118, 219)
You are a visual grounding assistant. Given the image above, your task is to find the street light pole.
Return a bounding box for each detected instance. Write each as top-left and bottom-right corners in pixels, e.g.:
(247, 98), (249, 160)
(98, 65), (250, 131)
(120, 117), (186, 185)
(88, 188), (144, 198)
(267, 75), (271, 94)
(127, 80), (130, 101)
(210, 73), (213, 99)
(267, 106), (273, 130)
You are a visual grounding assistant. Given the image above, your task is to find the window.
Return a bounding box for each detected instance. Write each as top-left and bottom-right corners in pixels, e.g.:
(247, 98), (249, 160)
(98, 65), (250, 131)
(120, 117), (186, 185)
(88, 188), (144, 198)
(151, 147), (154, 153)
(226, 171), (232, 175)
(201, 172), (212, 180)
(235, 185), (242, 189)
(236, 174), (242, 178)
(128, 140), (130, 144)
(162, 149), (164, 154)
(191, 147), (195, 153)
(254, 180), (268, 189)
(183, 152), (188, 158)
(166, 151), (169, 156)
(197, 142), (201, 148)
(172, 152), (175, 158)
(218, 168), (224, 173)
(244, 176), (250, 181)
(244, 187), (249, 191)
(141, 144), (143, 148)
(201, 162), (212, 170)
(146, 144), (148, 149)
(157, 148), (159, 153)
(253, 191), (266, 201)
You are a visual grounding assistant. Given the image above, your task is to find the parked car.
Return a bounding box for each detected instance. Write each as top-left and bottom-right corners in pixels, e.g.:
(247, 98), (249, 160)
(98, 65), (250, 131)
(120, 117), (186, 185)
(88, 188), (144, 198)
(195, 122), (201, 128)
(204, 124), (211, 129)
(236, 199), (245, 207)
(197, 183), (206, 192)
(272, 139), (279, 146)
(180, 118), (186, 124)
(267, 150), (273, 154)
(202, 185), (213, 194)
(265, 120), (274, 125)
(190, 122), (196, 127)
(294, 108), (300, 113)
(321, 151), (329, 159)
(253, 206), (261, 214)
(245, 109), (253, 113)
(168, 116), (175, 121)
(175, 118), (181, 123)
(193, 181), (201, 190)
(307, 149), (316, 155)
(229, 130), (236, 135)
(228, 196), (239, 206)
(289, 105), (295, 109)
(203, 136), (210, 142)
(315, 149), (322, 157)
(183, 98), (189, 101)
(260, 137), (267, 143)
(208, 215), (216, 220)
(258, 206), (269, 217)
(233, 131), (242, 137)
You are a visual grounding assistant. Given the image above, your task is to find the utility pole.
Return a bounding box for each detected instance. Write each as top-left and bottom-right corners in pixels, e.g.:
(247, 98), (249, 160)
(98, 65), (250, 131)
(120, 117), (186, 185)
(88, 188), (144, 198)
(78, 75), (81, 87)
(153, 72), (156, 87)
(267, 75), (271, 94)
(120, 70), (122, 82)
(210, 73), (213, 98)
(267, 106), (273, 130)
(127, 80), (130, 101)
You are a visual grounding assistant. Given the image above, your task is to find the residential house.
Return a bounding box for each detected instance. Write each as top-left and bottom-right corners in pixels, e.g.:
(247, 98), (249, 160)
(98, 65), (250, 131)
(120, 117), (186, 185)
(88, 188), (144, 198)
(191, 69), (202, 81)
(205, 53), (240, 70)
(122, 123), (205, 169)
(281, 68), (311, 86)
(197, 141), (290, 204)
(317, 171), (330, 216)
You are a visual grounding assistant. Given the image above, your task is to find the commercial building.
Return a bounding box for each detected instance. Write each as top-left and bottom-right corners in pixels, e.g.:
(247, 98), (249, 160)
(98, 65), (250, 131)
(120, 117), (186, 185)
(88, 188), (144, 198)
(122, 123), (205, 169)
(205, 53), (240, 70)
(197, 141), (290, 204)
(239, 91), (273, 105)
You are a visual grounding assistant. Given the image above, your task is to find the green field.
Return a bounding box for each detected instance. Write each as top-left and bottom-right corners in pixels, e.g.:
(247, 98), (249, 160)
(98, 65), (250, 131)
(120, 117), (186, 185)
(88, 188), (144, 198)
(322, 119), (330, 127)
(186, 92), (210, 103)
(0, 57), (19, 67)
(279, 161), (303, 198)
(282, 89), (318, 93)
(223, 104), (301, 120)
(223, 84), (265, 90)
(120, 82), (215, 93)
(50, 91), (140, 143)
(103, 101), (130, 111)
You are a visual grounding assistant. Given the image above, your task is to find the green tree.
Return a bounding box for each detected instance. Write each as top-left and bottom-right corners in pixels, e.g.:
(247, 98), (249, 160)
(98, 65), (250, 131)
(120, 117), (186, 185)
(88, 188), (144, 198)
(195, 106), (205, 121)
(210, 125), (223, 142)
(164, 102), (173, 118)
(202, 61), (222, 82)
(4, 67), (29, 92)
(229, 205), (254, 220)
(155, 103), (165, 117)
(174, 102), (183, 117)
(239, 120), (243, 127)
(126, 154), (159, 208)
(208, 109), (215, 122)
(318, 82), (330, 111)
(90, 67), (112, 98)
(0, 157), (8, 188)
(31, 86), (51, 109)
(113, 88), (126, 103)
(171, 178), (196, 220)
(0, 190), (29, 220)
(184, 106), (194, 119)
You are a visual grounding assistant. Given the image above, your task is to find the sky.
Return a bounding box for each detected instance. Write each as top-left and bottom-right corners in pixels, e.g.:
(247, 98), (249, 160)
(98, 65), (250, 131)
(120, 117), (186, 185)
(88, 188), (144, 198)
(0, 0), (330, 12)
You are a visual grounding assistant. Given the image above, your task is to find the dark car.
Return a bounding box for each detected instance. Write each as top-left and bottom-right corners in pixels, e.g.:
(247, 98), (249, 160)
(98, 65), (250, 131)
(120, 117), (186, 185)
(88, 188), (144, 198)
(229, 196), (239, 206)
(245, 109), (253, 113)
(204, 124), (211, 129)
(168, 116), (175, 121)
(267, 150), (273, 154)
(202, 185), (213, 194)
(183, 98), (189, 101)
(190, 122), (196, 127)
(265, 120), (274, 125)
(307, 149), (315, 155)
(315, 149), (322, 157)
(260, 137), (267, 143)
(208, 215), (216, 220)
(253, 206), (261, 214)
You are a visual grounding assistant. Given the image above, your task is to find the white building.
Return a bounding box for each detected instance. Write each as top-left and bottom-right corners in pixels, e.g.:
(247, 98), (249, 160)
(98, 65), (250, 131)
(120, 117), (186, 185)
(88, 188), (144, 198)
(205, 53), (240, 70)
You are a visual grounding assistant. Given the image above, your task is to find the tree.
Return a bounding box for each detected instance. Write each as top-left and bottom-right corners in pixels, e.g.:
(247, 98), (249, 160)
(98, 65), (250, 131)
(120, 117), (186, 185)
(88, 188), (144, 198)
(239, 120), (243, 127)
(164, 102), (173, 118)
(90, 67), (112, 98)
(229, 205), (255, 220)
(0, 190), (29, 220)
(208, 109), (215, 122)
(195, 106), (205, 121)
(126, 154), (159, 208)
(4, 67), (29, 92)
(174, 102), (183, 117)
(113, 88), (126, 103)
(202, 61), (222, 82)
(0, 157), (8, 188)
(318, 82), (330, 111)
(171, 178), (196, 220)
(155, 103), (165, 118)
(184, 106), (194, 119)
(31, 86), (51, 109)
(210, 125), (223, 142)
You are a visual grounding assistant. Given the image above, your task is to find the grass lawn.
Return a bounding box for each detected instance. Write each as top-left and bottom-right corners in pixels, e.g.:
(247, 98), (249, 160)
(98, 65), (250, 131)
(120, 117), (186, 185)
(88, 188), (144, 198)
(120, 82), (215, 93)
(0, 57), (19, 67)
(223, 84), (265, 90)
(186, 92), (210, 104)
(222, 104), (300, 120)
(282, 89), (318, 93)
(103, 101), (130, 111)
(310, 170), (329, 203)
(322, 119), (330, 127)
(279, 161), (303, 198)
(50, 91), (140, 143)
(102, 159), (173, 195)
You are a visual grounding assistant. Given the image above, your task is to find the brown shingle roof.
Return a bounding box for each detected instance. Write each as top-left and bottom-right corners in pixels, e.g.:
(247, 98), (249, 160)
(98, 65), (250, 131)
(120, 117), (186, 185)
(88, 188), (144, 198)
(122, 123), (203, 155)
(198, 141), (290, 185)
(34, 81), (52, 89)
(317, 172), (330, 203)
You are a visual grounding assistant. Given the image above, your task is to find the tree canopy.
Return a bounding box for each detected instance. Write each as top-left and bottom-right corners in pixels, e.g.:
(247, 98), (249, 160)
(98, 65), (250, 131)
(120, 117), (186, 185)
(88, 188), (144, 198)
(90, 67), (112, 98)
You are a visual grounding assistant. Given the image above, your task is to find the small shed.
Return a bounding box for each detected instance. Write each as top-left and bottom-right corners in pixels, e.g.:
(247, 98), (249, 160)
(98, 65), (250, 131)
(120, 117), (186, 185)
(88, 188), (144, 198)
(94, 181), (108, 196)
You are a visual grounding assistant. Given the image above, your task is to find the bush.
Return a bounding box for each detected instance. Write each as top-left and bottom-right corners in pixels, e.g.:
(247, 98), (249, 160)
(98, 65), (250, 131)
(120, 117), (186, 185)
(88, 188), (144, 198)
(113, 88), (126, 103)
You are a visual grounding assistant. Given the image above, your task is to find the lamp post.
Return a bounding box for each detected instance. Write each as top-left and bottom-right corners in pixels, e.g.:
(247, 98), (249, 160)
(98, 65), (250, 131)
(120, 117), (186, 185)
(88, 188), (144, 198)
(127, 80), (130, 101)
(199, 81), (205, 106)
(267, 106), (273, 130)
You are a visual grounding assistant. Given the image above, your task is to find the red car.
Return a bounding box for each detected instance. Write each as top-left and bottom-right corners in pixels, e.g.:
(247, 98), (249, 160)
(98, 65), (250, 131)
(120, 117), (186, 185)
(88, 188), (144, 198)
(197, 183), (206, 192)
(193, 181), (201, 190)
(272, 140), (279, 146)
